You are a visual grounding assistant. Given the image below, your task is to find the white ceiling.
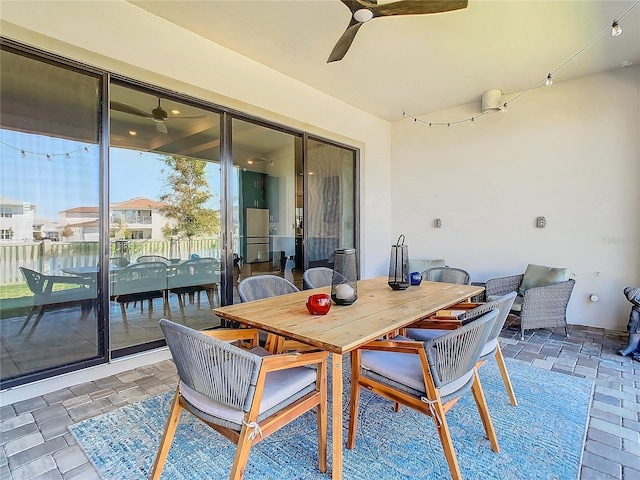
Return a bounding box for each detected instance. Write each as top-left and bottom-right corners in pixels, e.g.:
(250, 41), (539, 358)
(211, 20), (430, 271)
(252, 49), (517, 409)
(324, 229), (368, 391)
(129, 0), (640, 122)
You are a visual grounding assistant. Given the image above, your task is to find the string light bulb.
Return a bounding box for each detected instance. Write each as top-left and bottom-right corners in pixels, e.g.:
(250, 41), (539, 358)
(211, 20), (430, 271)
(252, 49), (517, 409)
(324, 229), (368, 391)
(611, 21), (622, 36)
(470, 117), (475, 126)
(502, 103), (508, 112)
(545, 73), (554, 86)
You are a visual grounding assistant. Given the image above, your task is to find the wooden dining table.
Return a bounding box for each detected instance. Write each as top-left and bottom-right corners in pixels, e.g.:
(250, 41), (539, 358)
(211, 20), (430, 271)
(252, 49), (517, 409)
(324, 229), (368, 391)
(212, 276), (484, 479)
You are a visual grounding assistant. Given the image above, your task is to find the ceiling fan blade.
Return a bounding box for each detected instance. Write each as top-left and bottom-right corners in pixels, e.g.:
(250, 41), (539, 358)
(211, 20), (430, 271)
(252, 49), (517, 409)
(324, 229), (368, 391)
(327, 21), (364, 63)
(110, 101), (153, 118)
(156, 122), (168, 134)
(168, 114), (206, 120)
(373, 0), (468, 17)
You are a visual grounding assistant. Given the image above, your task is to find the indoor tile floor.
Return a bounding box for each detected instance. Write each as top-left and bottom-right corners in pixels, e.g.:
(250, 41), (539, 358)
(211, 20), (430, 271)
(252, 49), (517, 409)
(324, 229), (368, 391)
(1, 322), (639, 480)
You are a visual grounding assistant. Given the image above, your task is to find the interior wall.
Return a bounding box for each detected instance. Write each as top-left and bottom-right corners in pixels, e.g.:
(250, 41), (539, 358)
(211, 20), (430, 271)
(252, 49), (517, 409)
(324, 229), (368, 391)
(0, 0), (394, 279)
(391, 67), (640, 330)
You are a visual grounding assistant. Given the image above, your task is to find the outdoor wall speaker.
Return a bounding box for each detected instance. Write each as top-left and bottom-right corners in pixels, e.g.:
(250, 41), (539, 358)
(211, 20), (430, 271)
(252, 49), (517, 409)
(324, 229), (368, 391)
(481, 89), (503, 112)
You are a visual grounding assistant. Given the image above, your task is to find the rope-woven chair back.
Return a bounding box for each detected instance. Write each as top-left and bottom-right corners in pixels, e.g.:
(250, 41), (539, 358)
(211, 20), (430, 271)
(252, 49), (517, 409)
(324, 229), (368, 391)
(425, 309), (497, 388)
(159, 319), (262, 412)
(303, 267), (334, 289)
(459, 291), (517, 344)
(422, 267), (471, 285)
(238, 275), (299, 302)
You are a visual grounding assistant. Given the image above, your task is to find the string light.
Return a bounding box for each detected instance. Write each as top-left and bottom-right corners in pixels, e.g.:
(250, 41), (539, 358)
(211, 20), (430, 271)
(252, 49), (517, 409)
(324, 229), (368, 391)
(403, 0), (638, 128)
(0, 141), (96, 159)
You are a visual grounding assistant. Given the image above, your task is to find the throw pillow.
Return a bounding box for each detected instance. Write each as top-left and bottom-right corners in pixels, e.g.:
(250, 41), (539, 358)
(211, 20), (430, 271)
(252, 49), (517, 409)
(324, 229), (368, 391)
(518, 264), (570, 296)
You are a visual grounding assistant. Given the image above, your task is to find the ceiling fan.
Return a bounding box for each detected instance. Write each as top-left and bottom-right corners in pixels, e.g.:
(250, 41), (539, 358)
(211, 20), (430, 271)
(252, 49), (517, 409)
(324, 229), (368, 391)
(327, 0), (468, 63)
(110, 98), (206, 134)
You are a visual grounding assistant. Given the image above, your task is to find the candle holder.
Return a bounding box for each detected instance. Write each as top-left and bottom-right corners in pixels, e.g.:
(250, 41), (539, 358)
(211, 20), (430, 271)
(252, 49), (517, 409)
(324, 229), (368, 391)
(388, 235), (410, 290)
(331, 248), (358, 305)
(306, 293), (332, 315)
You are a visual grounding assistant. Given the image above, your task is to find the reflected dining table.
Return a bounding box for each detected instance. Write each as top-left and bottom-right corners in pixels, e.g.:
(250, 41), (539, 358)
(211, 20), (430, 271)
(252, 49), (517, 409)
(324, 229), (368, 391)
(212, 276), (484, 479)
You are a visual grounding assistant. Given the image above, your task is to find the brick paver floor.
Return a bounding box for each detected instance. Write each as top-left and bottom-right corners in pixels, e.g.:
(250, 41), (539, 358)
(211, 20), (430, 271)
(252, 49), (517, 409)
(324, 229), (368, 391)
(1, 323), (639, 479)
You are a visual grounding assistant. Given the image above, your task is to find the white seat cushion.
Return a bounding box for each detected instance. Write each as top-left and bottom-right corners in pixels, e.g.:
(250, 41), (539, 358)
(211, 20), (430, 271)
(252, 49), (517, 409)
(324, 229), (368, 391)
(361, 348), (474, 399)
(405, 328), (448, 341)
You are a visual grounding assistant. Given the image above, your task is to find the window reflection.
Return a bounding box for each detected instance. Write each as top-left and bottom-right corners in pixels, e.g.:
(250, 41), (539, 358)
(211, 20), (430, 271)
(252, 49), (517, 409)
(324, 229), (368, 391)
(0, 49), (101, 383)
(109, 83), (222, 350)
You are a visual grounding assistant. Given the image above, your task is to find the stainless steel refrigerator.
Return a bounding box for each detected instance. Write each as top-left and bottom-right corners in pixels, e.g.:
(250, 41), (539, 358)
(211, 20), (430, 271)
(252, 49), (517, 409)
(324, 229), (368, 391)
(245, 208), (270, 263)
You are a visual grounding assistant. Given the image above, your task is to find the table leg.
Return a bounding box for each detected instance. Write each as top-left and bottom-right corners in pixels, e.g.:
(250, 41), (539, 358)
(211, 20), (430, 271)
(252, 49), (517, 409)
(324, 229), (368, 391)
(331, 352), (343, 479)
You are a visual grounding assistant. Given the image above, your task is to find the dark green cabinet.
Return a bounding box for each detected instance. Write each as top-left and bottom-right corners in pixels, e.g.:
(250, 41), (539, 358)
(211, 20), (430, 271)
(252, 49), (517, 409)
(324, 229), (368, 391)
(241, 171), (266, 209)
(241, 171), (279, 222)
(266, 175), (279, 222)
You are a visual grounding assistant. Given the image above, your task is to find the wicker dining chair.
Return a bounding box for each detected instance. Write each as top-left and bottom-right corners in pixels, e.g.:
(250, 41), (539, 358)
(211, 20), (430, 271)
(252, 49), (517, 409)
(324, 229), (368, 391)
(151, 319), (328, 480)
(421, 266), (471, 285)
(237, 275), (313, 353)
(405, 291), (519, 406)
(347, 309), (499, 480)
(302, 267), (333, 289)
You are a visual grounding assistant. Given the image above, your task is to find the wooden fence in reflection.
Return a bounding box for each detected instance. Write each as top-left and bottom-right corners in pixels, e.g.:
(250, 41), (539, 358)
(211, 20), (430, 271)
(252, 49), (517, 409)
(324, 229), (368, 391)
(0, 238), (221, 285)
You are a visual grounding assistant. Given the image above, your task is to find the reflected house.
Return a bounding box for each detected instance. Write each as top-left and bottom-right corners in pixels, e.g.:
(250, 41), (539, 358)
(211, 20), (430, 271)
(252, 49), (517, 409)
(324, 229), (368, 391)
(59, 206), (99, 242)
(109, 197), (169, 240)
(0, 195), (35, 242)
(58, 197), (171, 242)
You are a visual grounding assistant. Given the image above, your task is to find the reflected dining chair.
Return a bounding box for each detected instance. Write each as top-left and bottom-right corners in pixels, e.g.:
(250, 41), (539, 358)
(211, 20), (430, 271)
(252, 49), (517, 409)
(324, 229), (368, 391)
(405, 292), (519, 406)
(237, 275), (312, 353)
(151, 319), (328, 480)
(422, 266), (471, 285)
(19, 267), (96, 337)
(347, 309), (499, 480)
(302, 266), (333, 289)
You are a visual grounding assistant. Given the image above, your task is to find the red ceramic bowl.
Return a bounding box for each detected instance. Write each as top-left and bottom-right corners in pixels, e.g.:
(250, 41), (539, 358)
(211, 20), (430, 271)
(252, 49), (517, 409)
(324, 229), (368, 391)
(306, 293), (332, 315)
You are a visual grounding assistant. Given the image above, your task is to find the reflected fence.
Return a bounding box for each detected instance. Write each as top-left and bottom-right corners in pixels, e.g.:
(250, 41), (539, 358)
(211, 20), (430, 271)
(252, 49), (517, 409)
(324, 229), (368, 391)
(0, 238), (221, 285)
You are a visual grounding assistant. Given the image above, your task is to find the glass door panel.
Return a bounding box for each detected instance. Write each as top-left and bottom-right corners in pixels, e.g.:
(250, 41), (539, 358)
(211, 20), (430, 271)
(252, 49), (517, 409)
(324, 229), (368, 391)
(109, 83), (222, 351)
(306, 138), (357, 269)
(231, 119), (299, 297)
(0, 49), (101, 385)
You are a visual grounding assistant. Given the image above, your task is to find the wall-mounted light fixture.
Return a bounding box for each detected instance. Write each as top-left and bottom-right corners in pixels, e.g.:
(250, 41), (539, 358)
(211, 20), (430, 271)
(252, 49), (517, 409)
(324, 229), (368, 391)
(434, 218), (442, 228)
(536, 216), (546, 228)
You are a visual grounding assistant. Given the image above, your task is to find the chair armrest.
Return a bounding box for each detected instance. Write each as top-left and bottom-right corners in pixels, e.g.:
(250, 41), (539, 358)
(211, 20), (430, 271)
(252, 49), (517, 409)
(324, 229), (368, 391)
(261, 350), (329, 372)
(357, 339), (425, 355)
(485, 274), (523, 296)
(521, 279), (575, 313)
(202, 328), (261, 348)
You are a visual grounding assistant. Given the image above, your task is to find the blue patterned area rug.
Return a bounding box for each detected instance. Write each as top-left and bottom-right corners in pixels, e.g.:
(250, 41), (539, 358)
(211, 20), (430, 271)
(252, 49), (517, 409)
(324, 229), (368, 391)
(69, 360), (592, 480)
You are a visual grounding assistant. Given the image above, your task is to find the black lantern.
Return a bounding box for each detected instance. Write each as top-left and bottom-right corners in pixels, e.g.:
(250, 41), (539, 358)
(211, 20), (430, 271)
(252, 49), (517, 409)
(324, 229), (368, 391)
(331, 248), (358, 305)
(388, 235), (409, 290)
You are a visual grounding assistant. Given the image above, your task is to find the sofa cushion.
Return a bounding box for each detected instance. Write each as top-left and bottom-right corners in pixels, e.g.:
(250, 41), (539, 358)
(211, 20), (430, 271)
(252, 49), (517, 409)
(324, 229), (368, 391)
(518, 264), (570, 296)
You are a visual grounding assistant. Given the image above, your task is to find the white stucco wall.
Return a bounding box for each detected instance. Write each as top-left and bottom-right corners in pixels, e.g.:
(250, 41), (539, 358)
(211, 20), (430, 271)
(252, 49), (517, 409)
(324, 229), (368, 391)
(391, 67), (640, 330)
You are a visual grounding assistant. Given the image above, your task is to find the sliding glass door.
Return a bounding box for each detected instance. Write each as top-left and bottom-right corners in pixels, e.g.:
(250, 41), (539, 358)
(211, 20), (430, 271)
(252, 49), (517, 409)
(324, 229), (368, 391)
(0, 41), (359, 388)
(0, 48), (102, 384)
(109, 82), (223, 353)
(305, 137), (358, 271)
(231, 118), (300, 294)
